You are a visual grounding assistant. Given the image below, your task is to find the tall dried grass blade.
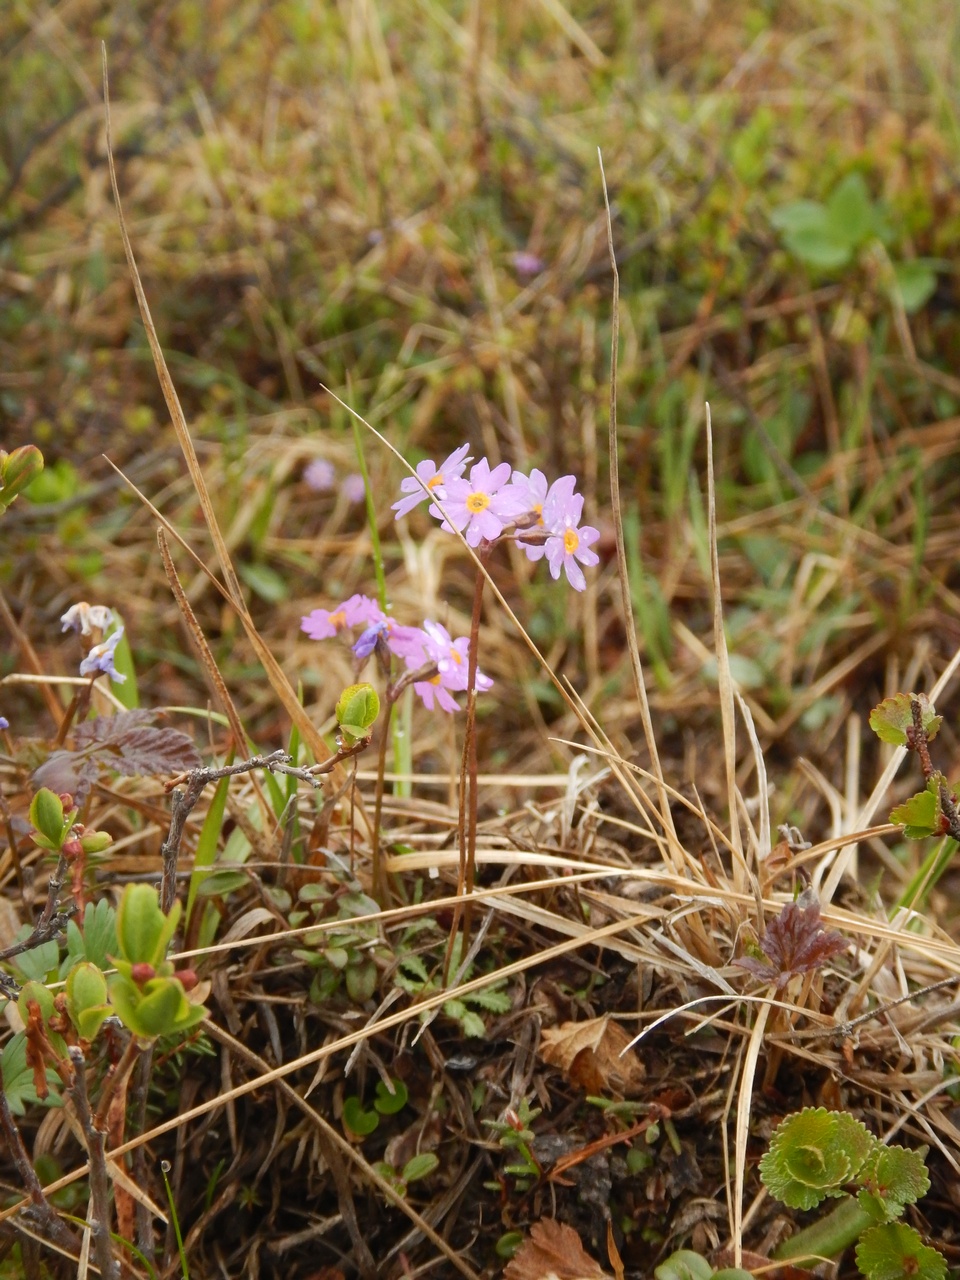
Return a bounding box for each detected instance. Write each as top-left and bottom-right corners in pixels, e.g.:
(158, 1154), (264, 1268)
(733, 996), (771, 1266)
(101, 48), (342, 777)
(598, 150), (683, 876)
(705, 405), (746, 893)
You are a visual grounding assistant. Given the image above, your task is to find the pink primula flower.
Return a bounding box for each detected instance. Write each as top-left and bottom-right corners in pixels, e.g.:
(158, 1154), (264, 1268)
(431, 458), (528, 547)
(301, 593), (379, 640)
(393, 443), (472, 520)
(513, 473), (580, 563)
(542, 489), (601, 592)
(411, 620), (492, 712)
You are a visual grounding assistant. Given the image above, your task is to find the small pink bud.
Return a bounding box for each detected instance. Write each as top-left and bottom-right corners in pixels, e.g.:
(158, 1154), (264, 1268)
(175, 968), (198, 992)
(130, 963), (156, 984)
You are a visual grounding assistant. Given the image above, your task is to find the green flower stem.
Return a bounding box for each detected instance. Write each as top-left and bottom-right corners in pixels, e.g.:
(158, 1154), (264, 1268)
(773, 1196), (874, 1267)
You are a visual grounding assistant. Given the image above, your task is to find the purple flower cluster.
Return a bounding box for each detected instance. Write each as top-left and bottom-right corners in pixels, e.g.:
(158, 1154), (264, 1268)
(391, 447), (600, 592)
(301, 595), (491, 714)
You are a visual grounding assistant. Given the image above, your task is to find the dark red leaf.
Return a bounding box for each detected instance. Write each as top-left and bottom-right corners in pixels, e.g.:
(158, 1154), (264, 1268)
(735, 898), (846, 990)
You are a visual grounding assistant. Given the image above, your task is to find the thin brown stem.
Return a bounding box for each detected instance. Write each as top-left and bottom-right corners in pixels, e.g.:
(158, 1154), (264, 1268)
(445, 555), (486, 981)
(68, 1047), (119, 1280)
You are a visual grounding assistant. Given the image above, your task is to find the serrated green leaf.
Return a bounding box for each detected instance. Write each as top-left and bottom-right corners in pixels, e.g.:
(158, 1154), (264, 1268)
(14, 938), (61, 983)
(60, 898), (118, 976)
(760, 1107), (876, 1209)
(869, 693), (941, 746)
(397, 954), (430, 986)
(858, 1146), (930, 1220)
(467, 983), (511, 1013)
(890, 783), (942, 839)
(459, 1009), (486, 1038)
(855, 1223), (946, 1280)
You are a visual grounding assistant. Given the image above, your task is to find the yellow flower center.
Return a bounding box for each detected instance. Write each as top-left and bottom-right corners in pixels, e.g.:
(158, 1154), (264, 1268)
(330, 610), (346, 630)
(427, 473), (443, 490)
(466, 492), (490, 514)
(563, 528), (579, 554)
(533, 503), (543, 526)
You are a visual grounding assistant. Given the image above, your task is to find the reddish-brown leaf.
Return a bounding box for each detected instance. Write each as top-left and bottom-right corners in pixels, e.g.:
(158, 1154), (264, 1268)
(734, 896), (846, 989)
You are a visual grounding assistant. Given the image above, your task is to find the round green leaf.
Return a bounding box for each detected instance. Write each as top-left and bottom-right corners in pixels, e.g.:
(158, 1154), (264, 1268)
(374, 1077), (408, 1115)
(342, 1096), (379, 1138)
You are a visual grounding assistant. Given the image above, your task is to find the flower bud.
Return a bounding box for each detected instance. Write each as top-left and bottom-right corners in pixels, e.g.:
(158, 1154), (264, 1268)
(80, 831), (113, 854)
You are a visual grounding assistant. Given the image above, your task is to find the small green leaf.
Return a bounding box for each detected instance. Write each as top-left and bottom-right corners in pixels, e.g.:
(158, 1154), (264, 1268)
(825, 172), (889, 249)
(115, 883), (180, 967)
(654, 1250), (715, 1280)
(14, 939), (61, 983)
(0, 1032), (62, 1114)
(374, 1077), (408, 1115)
(29, 788), (68, 847)
(0, 445), (44, 513)
(344, 957), (378, 1003)
(401, 1152), (438, 1184)
(107, 972), (206, 1039)
(467, 983), (512, 1013)
(65, 961), (111, 1041)
(890, 782), (943, 839)
(857, 1146), (930, 1221)
(891, 260), (938, 313)
(869, 693), (941, 746)
(61, 899), (118, 975)
(237, 561), (289, 603)
(335, 683), (380, 743)
(342, 1096), (379, 1137)
(855, 1223), (946, 1280)
(495, 1231), (524, 1259)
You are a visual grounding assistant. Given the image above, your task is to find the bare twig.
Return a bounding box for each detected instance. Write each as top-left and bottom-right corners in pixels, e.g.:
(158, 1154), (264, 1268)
(0, 1087), (80, 1256)
(67, 1047), (119, 1280)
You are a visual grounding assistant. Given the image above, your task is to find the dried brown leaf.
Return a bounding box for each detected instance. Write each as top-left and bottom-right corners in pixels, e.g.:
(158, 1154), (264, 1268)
(539, 1016), (645, 1097)
(503, 1219), (611, 1280)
